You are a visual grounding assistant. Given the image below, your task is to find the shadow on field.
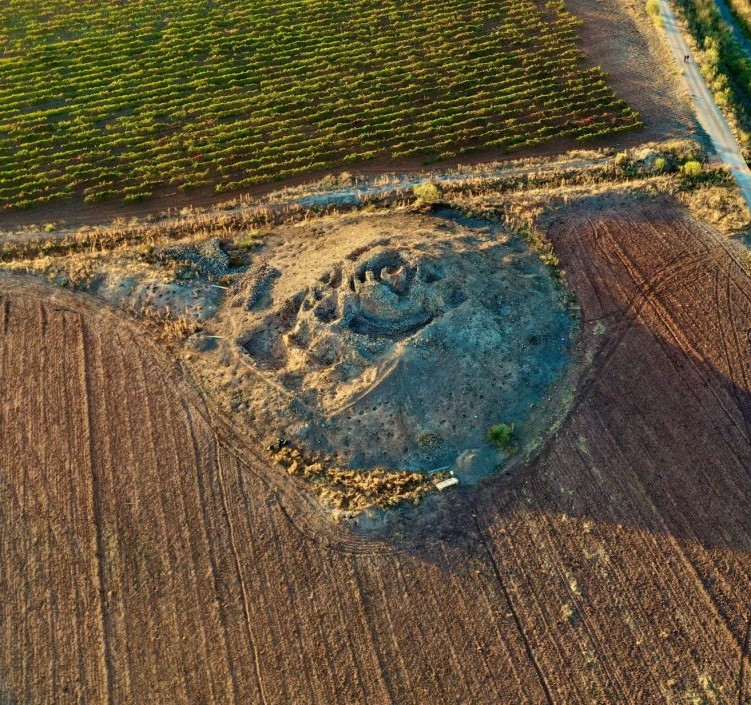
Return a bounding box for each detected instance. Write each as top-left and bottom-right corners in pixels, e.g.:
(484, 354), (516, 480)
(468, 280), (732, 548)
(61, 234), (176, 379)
(339, 195), (751, 556)
(306, 196), (751, 700)
(346, 305), (751, 558)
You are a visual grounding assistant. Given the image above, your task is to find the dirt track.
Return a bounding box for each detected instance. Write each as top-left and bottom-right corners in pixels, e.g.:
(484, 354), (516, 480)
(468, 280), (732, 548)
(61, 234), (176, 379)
(3, 196), (751, 703)
(658, 0), (751, 210)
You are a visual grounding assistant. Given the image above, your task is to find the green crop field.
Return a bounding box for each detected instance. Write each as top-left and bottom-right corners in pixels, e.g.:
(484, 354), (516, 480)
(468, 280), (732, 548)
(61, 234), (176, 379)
(0, 0), (641, 211)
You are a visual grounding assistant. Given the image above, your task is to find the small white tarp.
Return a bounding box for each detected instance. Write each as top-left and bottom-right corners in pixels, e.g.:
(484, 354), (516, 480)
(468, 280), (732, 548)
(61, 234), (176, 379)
(434, 477), (459, 491)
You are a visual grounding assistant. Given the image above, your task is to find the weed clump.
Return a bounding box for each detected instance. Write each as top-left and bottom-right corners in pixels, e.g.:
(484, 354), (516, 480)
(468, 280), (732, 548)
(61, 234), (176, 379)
(270, 444), (446, 512)
(646, 0), (662, 25)
(487, 422), (514, 449)
(680, 160), (703, 177)
(137, 305), (201, 345)
(413, 182), (442, 205)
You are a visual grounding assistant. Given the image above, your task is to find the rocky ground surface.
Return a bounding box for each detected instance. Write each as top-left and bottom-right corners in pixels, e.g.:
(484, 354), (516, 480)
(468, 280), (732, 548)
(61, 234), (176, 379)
(196, 209), (576, 481)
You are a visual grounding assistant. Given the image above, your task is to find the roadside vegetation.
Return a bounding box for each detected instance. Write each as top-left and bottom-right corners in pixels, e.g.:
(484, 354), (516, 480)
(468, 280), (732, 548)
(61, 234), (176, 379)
(724, 0), (751, 43)
(0, 0), (641, 211)
(671, 0), (751, 155)
(0, 141), (739, 266)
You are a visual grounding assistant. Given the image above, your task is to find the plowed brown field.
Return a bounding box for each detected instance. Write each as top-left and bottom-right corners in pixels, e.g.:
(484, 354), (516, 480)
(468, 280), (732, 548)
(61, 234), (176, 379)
(3, 196), (751, 704)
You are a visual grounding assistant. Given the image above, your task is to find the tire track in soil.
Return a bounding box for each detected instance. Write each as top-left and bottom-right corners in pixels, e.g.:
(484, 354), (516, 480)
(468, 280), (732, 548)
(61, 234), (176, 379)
(633, 252), (751, 676)
(641, 267), (751, 462)
(616, 213), (750, 660)
(78, 314), (116, 705)
(636, 262), (746, 487)
(213, 439), (269, 705)
(472, 515), (555, 705)
(591, 218), (749, 480)
(738, 613), (751, 704)
(524, 507), (633, 703)
(135, 361), (221, 703)
(725, 275), (751, 436)
(473, 203), (751, 702)
(631, 255), (751, 489)
(711, 269), (751, 447)
(0, 297), (8, 335)
(564, 213), (712, 423)
(178, 402), (242, 705)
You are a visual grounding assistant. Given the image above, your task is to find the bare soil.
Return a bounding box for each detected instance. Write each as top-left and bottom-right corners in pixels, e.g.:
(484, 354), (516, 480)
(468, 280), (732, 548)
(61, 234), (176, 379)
(3, 191), (751, 703)
(198, 209), (575, 481)
(569, 0), (695, 141)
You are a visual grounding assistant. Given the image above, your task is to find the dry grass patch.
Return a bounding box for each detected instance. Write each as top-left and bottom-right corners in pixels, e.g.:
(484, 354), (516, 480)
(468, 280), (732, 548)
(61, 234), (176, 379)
(271, 445), (448, 512)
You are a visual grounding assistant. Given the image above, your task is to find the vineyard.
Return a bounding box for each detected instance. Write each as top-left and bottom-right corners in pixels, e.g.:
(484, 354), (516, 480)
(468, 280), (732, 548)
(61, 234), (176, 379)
(0, 0), (641, 210)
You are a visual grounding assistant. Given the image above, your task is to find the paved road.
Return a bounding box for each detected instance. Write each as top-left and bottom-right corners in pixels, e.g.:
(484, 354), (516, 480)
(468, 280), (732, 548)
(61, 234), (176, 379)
(658, 0), (751, 210)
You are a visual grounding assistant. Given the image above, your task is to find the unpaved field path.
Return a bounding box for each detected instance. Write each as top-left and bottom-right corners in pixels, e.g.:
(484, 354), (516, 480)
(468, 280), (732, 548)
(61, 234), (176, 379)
(659, 0), (751, 209)
(4, 196), (751, 702)
(0, 155), (611, 244)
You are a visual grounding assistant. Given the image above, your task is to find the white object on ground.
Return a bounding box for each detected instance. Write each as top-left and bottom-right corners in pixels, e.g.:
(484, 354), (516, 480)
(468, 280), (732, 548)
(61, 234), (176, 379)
(435, 477), (459, 491)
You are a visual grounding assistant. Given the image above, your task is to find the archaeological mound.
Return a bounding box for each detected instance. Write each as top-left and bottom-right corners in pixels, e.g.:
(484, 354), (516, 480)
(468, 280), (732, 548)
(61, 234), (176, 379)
(224, 210), (575, 482)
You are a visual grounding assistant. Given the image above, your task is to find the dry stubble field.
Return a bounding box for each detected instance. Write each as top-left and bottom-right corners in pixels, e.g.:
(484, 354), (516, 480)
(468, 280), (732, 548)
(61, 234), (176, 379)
(3, 193), (751, 703)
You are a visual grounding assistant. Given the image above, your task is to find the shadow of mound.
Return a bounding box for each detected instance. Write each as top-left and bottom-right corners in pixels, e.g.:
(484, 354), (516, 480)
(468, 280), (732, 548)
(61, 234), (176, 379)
(339, 195), (751, 551)
(336, 194), (751, 702)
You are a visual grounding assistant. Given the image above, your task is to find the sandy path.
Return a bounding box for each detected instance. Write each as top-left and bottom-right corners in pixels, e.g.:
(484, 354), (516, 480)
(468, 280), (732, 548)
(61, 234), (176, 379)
(658, 0), (751, 208)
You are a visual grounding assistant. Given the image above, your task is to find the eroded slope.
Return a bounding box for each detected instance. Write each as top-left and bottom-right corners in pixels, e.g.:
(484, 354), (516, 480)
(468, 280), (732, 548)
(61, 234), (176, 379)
(207, 210), (575, 479)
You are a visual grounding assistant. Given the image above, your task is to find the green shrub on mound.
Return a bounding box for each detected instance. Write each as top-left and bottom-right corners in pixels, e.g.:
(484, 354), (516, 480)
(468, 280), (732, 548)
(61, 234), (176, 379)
(487, 423), (514, 449)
